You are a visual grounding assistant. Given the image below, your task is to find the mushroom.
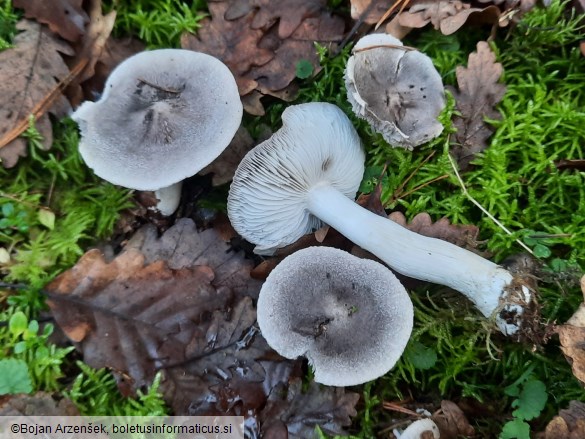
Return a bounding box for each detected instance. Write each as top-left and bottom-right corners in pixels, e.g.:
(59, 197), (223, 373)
(257, 246), (413, 386)
(227, 102), (532, 336)
(398, 419), (440, 439)
(72, 49), (243, 215)
(345, 33), (445, 149)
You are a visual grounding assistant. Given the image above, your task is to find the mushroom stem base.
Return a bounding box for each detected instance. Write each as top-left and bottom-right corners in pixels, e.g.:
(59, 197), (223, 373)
(155, 181), (183, 216)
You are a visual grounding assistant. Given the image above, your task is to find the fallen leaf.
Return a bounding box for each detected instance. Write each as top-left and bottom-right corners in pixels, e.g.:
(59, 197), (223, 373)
(557, 276), (585, 385)
(223, 0), (326, 39)
(388, 211), (482, 251)
(258, 379), (360, 438)
(13, 0), (88, 42)
(447, 41), (507, 170)
(0, 20), (74, 167)
(432, 400), (475, 438)
(182, 0), (344, 114)
(397, 1), (500, 36)
(0, 392), (79, 416)
(350, 0), (394, 24)
(537, 401), (585, 439)
(200, 126), (256, 186)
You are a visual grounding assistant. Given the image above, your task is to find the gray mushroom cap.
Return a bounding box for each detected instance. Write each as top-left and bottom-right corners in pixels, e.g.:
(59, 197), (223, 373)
(345, 33), (445, 149)
(227, 102), (365, 253)
(72, 49), (243, 191)
(257, 246), (413, 387)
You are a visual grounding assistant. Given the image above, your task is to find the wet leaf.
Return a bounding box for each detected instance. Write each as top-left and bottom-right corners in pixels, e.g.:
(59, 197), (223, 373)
(558, 276), (585, 385)
(0, 392), (79, 416)
(13, 0), (88, 42)
(447, 41), (507, 170)
(538, 401), (585, 439)
(0, 20), (74, 167)
(432, 400), (475, 438)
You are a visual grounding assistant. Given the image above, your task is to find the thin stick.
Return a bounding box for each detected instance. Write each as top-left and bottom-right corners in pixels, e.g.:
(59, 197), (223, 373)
(447, 153), (534, 255)
(375, 0), (411, 30)
(0, 59), (88, 150)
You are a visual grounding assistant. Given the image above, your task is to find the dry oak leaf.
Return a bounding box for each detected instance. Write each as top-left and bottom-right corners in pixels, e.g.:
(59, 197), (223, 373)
(432, 400), (475, 438)
(259, 378), (360, 439)
(181, 1), (274, 96)
(223, 0), (327, 39)
(557, 275), (585, 385)
(0, 19), (74, 167)
(350, 0), (394, 24)
(0, 392), (79, 416)
(388, 211), (482, 251)
(447, 41), (506, 170)
(537, 401), (585, 439)
(13, 0), (88, 42)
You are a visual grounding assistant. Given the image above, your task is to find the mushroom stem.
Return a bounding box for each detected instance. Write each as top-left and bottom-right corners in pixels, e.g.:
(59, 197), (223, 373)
(154, 181), (183, 216)
(307, 183), (531, 335)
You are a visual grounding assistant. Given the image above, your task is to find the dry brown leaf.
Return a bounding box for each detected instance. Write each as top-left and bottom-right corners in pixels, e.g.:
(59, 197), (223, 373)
(223, 0), (326, 39)
(200, 126), (256, 186)
(181, 1), (273, 96)
(0, 392), (79, 416)
(0, 20), (74, 167)
(350, 0), (394, 24)
(182, 0), (344, 114)
(13, 0), (88, 42)
(447, 41), (506, 170)
(537, 401), (585, 439)
(557, 276), (585, 385)
(397, 0), (500, 35)
(388, 212), (481, 251)
(432, 400), (475, 438)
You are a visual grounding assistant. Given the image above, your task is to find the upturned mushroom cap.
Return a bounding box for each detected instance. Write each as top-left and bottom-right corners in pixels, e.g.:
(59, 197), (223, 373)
(72, 49), (243, 191)
(257, 246), (413, 387)
(345, 33), (445, 149)
(399, 419), (440, 439)
(227, 102), (364, 253)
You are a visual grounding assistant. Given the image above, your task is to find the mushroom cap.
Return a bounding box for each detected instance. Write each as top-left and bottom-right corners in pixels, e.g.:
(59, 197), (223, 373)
(399, 419), (440, 439)
(227, 102), (365, 253)
(72, 49), (243, 191)
(257, 246), (413, 387)
(345, 33), (445, 150)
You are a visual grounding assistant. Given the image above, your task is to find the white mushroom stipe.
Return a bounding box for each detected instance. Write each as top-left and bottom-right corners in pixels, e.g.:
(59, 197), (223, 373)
(257, 246), (413, 387)
(345, 33), (445, 149)
(228, 102), (533, 336)
(154, 181), (182, 216)
(72, 49), (242, 215)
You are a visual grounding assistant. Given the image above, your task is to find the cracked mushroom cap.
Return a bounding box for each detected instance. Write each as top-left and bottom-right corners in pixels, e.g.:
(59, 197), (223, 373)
(72, 49), (243, 191)
(345, 33), (445, 149)
(227, 102), (365, 253)
(257, 246), (413, 386)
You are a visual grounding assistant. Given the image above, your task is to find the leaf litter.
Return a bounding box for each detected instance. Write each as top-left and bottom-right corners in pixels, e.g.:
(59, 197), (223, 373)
(46, 219), (359, 435)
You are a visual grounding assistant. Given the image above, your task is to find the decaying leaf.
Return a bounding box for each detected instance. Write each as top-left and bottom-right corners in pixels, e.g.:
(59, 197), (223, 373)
(46, 219), (359, 434)
(537, 401), (585, 439)
(350, 0), (394, 24)
(432, 400), (475, 438)
(13, 0), (88, 42)
(388, 212), (482, 252)
(200, 126), (256, 186)
(448, 41), (507, 170)
(395, 0), (500, 35)
(259, 379), (360, 438)
(0, 20), (74, 167)
(557, 276), (585, 385)
(0, 392), (79, 416)
(182, 0), (344, 114)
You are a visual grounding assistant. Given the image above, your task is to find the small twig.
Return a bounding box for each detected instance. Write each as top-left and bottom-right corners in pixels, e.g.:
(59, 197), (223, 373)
(136, 77), (183, 94)
(397, 174), (450, 201)
(447, 153), (534, 255)
(0, 59), (88, 150)
(353, 43), (418, 54)
(375, 0), (412, 30)
(382, 401), (421, 417)
(390, 150), (436, 203)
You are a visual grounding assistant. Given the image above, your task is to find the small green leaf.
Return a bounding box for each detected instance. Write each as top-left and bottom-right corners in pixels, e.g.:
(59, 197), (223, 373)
(9, 311), (28, 336)
(2, 203), (14, 217)
(13, 341), (26, 354)
(0, 359), (33, 394)
(295, 59), (314, 79)
(512, 379), (547, 420)
(405, 341), (438, 370)
(500, 418), (530, 439)
(359, 165), (387, 194)
(38, 208), (55, 230)
(532, 243), (551, 258)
